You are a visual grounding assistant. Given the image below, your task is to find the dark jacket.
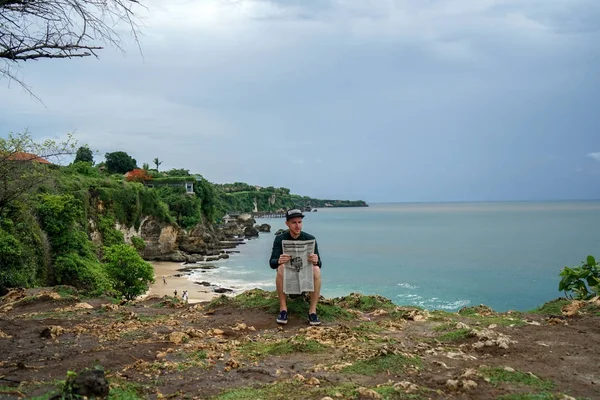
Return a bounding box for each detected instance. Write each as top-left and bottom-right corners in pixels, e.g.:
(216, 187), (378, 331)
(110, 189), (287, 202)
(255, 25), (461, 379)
(269, 230), (322, 269)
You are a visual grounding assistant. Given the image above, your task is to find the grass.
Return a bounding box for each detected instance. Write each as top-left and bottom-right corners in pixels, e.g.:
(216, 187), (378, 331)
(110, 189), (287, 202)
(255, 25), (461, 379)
(480, 367), (555, 391)
(332, 293), (398, 312)
(341, 354), (422, 376)
(206, 289), (353, 322)
(352, 321), (384, 335)
(436, 328), (472, 343)
(529, 299), (571, 315)
(239, 335), (328, 358)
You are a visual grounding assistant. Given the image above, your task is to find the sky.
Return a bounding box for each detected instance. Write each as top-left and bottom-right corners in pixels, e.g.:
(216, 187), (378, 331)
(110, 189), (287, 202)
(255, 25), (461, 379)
(1, 0), (599, 203)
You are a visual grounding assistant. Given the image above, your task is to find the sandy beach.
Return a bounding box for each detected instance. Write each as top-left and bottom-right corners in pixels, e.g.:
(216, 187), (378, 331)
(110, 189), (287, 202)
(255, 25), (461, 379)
(144, 261), (217, 304)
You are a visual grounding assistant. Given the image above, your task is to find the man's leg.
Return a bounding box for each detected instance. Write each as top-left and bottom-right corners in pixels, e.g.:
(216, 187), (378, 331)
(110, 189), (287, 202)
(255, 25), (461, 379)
(309, 265), (321, 314)
(276, 265), (287, 312)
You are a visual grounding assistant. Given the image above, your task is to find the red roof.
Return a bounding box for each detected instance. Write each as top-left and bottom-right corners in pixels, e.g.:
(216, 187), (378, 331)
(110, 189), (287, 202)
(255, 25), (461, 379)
(5, 152), (52, 164)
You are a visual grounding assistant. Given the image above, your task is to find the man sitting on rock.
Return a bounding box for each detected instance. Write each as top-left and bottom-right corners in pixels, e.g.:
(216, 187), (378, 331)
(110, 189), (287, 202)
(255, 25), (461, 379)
(269, 209), (322, 326)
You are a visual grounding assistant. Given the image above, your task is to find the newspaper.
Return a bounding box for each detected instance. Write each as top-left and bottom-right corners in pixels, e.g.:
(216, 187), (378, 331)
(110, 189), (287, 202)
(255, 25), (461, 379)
(282, 240), (315, 294)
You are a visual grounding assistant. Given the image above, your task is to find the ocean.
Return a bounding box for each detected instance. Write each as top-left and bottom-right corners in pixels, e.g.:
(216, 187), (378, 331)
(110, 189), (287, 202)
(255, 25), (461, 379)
(189, 201), (600, 312)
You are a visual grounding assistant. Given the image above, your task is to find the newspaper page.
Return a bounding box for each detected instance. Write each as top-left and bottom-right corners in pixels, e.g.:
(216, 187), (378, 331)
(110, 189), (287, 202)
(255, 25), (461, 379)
(282, 240), (315, 294)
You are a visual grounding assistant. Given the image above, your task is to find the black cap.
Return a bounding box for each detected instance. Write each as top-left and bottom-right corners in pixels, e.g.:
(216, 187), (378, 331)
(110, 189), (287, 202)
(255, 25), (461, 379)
(285, 209), (305, 220)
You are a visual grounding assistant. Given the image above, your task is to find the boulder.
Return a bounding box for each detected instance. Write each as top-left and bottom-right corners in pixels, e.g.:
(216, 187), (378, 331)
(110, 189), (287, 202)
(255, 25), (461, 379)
(244, 226), (259, 237)
(257, 223), (271, 233)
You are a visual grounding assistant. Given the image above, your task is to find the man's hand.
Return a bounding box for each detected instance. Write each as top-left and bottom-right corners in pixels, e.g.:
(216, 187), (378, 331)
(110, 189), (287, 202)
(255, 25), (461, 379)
(278, 254), (291, 265)
(308, 254), (319, 266)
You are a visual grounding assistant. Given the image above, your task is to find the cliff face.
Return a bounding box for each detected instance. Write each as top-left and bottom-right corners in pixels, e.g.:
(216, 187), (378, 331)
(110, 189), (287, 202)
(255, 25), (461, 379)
(107, 216), (264, 263)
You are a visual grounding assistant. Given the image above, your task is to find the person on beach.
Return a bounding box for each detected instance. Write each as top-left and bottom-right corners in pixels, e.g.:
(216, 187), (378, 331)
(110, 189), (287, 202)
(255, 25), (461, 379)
(182, 290), (188, 303)
(269, 209), (322, 326)
(162, 276), (167, 285)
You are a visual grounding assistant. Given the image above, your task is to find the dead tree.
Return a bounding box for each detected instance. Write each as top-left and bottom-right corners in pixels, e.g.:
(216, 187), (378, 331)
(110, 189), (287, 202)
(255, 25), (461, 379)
(0, 0), (143, 90)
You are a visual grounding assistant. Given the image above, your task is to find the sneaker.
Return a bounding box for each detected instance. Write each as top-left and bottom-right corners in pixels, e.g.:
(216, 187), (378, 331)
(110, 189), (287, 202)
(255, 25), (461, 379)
(308, 313), (321, 326)
(276, 310), (288, 325)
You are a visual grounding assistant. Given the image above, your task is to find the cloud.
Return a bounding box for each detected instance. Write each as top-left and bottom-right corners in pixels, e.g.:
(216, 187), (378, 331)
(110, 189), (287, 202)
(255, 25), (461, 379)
(588, 152), (600, 162)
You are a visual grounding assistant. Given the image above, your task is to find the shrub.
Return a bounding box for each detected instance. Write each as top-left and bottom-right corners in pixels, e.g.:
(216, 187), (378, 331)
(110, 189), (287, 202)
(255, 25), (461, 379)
(103, 244), (154, 300)
(559, 255), (600, 300)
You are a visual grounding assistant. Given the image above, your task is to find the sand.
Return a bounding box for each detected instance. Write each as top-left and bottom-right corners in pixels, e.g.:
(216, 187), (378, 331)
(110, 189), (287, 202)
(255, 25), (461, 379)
(144, 261), (217, 304)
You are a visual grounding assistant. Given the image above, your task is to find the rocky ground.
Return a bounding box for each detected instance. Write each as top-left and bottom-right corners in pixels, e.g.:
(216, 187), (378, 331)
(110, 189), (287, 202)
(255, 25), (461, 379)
(0, 287), (599, 400)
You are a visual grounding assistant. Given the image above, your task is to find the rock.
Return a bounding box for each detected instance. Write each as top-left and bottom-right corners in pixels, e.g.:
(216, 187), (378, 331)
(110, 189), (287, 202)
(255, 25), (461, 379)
(195, 281), (212, 286)
(244, 226), (259, 237)
(293, 374), (306, 382)
(213, 287), (233, 294)
(274, 229), (286, 236)
(562, 301), (584, 317)
(74, 302), (93, 309)
(306, 377), (320, 385)
(461, 380), (478, 390)
(394, 381), (419, 393)
(258, 223), (271, 232)
(71, 368), (109, 399)
(41, 326), (65, 339)
(225, 358), (240, 370)
(0, 330), (12, 339)
(168, 332), (188, 344)
(446, 379), (459, 391)
(503, 366), (515, 372)
(232, 323), (248, 331)
(356, 387), (382, 399)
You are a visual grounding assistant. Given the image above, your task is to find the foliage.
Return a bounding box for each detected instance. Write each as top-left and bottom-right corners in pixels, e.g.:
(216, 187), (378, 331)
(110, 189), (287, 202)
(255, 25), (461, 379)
(0, 131), (76, 215)
(105, 151), (137, 174)
(131, 236), (146, 251)
(53, 253), (111, 294)
(74, 146), (94, 164)
(97, 215), (125, 247)
(152, 158), (162, 171)
(0, 215), (48, 294)
(125, 168), (152, 183)
(558, 255), (600, 300)
(166, 168), (191, 176)
(155, 186), (200, 229)
(240, 335), (328, 359)
(66, 161), (99, 177)
(103, 244), (154, 300)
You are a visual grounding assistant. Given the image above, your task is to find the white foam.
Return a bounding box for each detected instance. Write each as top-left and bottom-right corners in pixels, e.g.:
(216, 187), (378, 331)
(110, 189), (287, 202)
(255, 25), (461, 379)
(397, 282), (419, 289)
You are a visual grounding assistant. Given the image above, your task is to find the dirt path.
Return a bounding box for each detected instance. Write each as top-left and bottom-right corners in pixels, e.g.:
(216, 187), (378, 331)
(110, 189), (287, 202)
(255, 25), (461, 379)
(0, 288), (598, 399)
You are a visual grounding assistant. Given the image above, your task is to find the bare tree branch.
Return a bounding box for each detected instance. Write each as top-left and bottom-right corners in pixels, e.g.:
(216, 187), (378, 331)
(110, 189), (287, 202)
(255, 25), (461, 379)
(1, 0), (144, 90)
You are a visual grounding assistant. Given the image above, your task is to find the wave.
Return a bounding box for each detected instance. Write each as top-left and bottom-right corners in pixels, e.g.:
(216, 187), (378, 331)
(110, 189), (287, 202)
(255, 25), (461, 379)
(397, 282), (419, 289)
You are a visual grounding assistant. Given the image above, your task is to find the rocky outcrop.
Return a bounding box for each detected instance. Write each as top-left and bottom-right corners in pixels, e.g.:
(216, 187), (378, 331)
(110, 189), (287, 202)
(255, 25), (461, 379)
(100, 213), (267, 262)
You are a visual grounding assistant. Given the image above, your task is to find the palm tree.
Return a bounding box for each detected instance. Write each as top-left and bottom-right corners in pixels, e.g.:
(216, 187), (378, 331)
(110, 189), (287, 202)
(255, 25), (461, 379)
(153, 157), (163, 171)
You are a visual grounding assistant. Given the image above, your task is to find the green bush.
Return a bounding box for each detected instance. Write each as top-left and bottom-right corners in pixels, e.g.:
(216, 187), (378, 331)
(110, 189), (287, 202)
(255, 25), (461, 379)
(131, 236), (146, 251)
(54, 253), (110, 294)
(103, 244), (154, 300)
(559, 255), (600, 300)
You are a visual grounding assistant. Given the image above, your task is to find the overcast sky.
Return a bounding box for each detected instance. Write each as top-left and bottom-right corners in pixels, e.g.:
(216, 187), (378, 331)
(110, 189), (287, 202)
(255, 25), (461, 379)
(1, 0), (599, 203)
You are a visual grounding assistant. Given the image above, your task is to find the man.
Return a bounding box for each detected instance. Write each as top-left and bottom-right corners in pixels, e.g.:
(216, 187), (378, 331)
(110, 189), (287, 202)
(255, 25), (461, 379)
(269, 209), (322, 326)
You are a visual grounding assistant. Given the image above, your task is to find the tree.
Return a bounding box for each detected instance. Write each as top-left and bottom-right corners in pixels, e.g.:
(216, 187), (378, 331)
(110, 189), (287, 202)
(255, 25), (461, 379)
(153, 157), (163, 171)
(105, 151), (136, 174)
(142, 163), (150, 170)
(0, 131), (76, 215)
(125, 168), (152, 183)
(1, 0), (143, 90)
(103, 244), (154, 300)
(74, 146), (94, 164)
(166, 168), (190, 176)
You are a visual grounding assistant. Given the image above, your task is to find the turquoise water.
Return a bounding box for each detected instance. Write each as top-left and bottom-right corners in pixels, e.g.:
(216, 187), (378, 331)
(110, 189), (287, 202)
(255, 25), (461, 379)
(191, 201), (600, 312)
